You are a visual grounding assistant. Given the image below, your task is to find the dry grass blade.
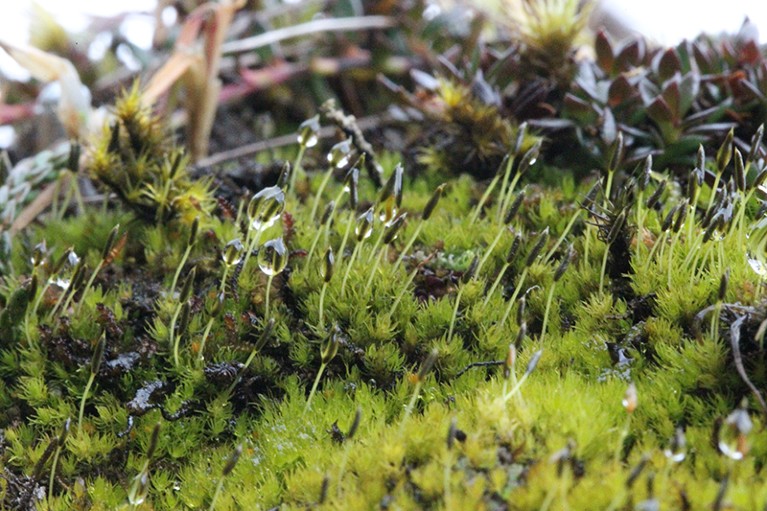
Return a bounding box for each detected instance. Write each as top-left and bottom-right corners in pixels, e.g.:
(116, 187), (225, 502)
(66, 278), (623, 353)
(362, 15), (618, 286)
(143, 0), (245, 161)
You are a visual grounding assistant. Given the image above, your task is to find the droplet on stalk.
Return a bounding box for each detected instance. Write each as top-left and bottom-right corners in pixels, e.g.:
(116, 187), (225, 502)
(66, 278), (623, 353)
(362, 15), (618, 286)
(222, 239), (245, 268)
(258, 237), (288, 276)
(327, 139), (353, 169)
(297, 115), (320, 148)
(247, 186), (285, 232)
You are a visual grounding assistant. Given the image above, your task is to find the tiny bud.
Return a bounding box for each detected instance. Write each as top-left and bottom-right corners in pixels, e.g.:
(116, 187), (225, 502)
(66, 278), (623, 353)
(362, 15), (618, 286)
(640, 155), (652, 191)
(716, 129), (734, 174)
(101, 224), (121, 261)
(59, 418), (71, 445)
(645, 180), (666, 210)
(661, 204), (677, 232)
(751, 165), (767, 190)
(322, 247), (334, 283)
(525, 227), (549, 267)
(147, 423), (161, 460)
(747, 124), (764, 165)
(188, 217), (200, 247)
(90, 331), (106, 376)
(347, 407), (361, 440)
(423, 183), (447, 220)
(344, 168), (360, 209)
(607, 131), (624, 172)
(462, 255), (479, 283)
(222, 444), (242, 476)
(321, 326), (343, 365)
(320, 201), (336, 226)
(277, 161), (292, 188)
(524, 349), (543, 376)
(447, 417), (457, 450)
(504, 344), (516, 379)
(383, 213), (407, 244)
(504, 190), (525, 224)
(718, 268), (729, 301)
(168, 151), (183, 180)
(506, 232), (523, 264)
(696, 144), (706, 173)
(517, 141), (541, 176)
(178, 301), (191, 336)
(553, 244), (574, 282)
(672, 200), (688, 233)
(734, 149), (746, 192)
(179, 267), (197, 303)
(417, 348), (439, 382)
(514, 122), (528, 155)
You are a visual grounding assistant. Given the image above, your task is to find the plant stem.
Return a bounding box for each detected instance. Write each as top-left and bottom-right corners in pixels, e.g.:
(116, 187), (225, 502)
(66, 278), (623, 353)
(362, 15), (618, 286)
(398, 380), (423, 435)
(364, 247), (386, 296)
(476, 228), (506, 277)
(498, 268), (528, 329)
(77, 372), (96, 434)
(48, 444), (63, 499)
(75, 261), (104, 314)
(198, 317), (215, 363)
(264, 274), (274, 318)
(483, 262), (510, 307)
(170, 244), (193, 295)
(599, 243), (610, 294)
(545, 210), (582, 263)
(389, 265), (420, 317)
(446, 286), (467, 343)
(310, 165), (335, 222)
(340, 242), (362, 295)
(304, 362), (328, 414)
(289, 144), (307, 194)
(318, 282), (328, 330)
(539, 283), (557, 345)
(208, 478), (225, 511)
(395, 221), (424, 270)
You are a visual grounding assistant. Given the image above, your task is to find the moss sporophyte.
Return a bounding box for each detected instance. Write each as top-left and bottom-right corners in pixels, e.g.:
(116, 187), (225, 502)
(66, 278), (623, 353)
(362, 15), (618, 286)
(7, 8), (767, 509)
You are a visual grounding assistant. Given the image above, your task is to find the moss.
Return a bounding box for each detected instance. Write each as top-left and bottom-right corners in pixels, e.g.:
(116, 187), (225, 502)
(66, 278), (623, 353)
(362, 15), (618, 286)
(4, 33), (767, 511)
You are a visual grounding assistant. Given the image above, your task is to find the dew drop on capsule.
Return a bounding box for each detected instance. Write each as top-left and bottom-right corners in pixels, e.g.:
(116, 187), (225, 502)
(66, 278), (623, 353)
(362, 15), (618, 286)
(258, 237), (288, 276)
(297, 115), (320, 148)
(248, 186), (285, 232)
(223, 239), (244, 267)
(327, 139), (352, 169)
(355, 207), (375, 242)
(663, 427), (686, 463)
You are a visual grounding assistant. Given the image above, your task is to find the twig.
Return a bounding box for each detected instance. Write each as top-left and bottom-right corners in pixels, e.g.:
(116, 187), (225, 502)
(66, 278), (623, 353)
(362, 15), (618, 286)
(221, 16), (395, 54)
(196, 114), (389, 167)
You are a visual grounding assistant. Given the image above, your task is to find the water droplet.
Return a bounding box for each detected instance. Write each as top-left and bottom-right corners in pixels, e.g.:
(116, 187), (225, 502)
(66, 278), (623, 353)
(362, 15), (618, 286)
(223, 239), (244, 267)
(258, 237), (288, 276)
(248, 186), (285, 232)
(718, 405), (752, 461)
(327, 139), (352, 169)
(663, 428), (686, 463)
(355, 207), (374, 242)
(297, 115), (320, 148)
